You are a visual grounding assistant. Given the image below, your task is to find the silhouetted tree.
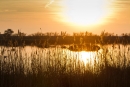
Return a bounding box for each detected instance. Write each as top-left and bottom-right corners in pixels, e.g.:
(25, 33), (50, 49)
(4, 29), (14, 36)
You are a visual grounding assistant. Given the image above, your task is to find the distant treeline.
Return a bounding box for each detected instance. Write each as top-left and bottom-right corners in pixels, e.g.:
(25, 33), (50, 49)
(0, 35), (130, 46)
(0, 29), (130, 46)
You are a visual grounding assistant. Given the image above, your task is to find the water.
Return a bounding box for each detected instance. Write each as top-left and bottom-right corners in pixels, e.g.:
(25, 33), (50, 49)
(0, 44), (130, 74)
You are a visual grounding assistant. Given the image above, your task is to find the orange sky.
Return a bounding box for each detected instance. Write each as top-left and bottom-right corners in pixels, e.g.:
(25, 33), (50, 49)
(0, 0), (130, 35)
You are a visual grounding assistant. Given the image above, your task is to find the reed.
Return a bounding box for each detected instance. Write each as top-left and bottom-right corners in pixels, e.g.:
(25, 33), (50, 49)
(0, 34), (130, 87)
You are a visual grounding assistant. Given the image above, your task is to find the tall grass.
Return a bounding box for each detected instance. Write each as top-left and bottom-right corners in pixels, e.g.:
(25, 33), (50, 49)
(0, 43), (130, 87)
(0, 31), (130, 87)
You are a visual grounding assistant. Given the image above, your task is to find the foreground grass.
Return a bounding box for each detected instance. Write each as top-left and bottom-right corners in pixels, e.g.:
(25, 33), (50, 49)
(0, 45), (130, 87)
(1, 66), (130, 87)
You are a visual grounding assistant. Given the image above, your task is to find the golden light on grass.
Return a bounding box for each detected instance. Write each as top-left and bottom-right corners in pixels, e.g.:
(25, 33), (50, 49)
(58, 0), (115, 26)
(80, 51), (96, 65)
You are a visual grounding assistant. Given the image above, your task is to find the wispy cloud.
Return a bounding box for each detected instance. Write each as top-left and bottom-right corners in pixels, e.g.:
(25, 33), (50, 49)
(0, 9), (17, 13)
(45, 0), (54, 8)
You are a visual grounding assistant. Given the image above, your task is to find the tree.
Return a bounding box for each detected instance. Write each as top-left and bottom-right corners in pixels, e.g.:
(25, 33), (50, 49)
(4, 29), (14, 36)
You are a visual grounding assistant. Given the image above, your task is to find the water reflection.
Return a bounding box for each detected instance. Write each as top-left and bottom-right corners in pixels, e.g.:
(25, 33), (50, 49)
(80, 51), (91, 64)
(71, 51), (98, 66)
(0, 44), (130, 74)
(103, 44), (130, 68)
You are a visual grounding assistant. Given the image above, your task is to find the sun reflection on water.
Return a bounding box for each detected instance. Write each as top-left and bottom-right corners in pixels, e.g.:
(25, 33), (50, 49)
(1, 44), (130, 74)
(80, 51), (91, 64)
(78, 51), (97, 65)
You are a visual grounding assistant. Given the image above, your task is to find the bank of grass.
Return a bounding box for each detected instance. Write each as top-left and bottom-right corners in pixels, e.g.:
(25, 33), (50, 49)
(0, 43), (130, 87)
(0, 32), (130, 87)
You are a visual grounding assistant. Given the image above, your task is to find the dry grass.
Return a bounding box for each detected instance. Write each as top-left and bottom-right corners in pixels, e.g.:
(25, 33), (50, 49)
(0, 32), (130, 87)
(0, 43), (130, 87)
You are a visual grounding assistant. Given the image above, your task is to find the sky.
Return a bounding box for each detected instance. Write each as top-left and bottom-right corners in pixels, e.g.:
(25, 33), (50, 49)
(0, 0), (130, 35)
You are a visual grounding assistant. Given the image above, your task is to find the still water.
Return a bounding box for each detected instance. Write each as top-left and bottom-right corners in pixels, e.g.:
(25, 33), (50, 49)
(0, 44), (130, 73)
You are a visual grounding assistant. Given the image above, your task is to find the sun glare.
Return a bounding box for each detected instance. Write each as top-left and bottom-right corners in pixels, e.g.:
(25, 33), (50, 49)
(80, 51), (95, 64)
(59, 0), (114, 26)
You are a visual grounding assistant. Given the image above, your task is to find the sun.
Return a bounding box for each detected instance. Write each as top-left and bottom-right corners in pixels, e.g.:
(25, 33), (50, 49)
(59, 0), (114, 26)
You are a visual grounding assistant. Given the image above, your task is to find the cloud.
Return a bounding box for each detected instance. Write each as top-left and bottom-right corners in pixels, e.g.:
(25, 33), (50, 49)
(0, 9), (17, 13)
(45, 0), (54, 8)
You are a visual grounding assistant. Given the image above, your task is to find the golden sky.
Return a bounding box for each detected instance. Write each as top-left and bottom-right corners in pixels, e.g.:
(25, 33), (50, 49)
(0, 0), (130, 35)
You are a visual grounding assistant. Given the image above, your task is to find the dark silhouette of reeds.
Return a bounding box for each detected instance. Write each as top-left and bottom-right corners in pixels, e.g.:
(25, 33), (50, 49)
(0, 31), (130, 87)
(0, 30), (130, 47)
(0, 44), (130, 87)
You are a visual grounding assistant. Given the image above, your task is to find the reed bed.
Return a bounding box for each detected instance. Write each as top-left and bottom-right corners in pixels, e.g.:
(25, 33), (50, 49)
(0, 44), (130, 87)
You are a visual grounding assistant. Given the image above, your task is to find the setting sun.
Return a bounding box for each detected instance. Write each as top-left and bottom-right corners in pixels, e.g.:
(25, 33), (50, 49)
(0, 0), (130, 86)
(59, 0), (114, 26)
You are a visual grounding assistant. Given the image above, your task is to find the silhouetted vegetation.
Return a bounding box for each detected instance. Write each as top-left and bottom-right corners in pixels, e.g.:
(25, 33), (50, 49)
(4, 29), (14, 36)
(0, 44), (130, 87)
(0, 29), (130, 47)
(0, 29), (130, 87)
